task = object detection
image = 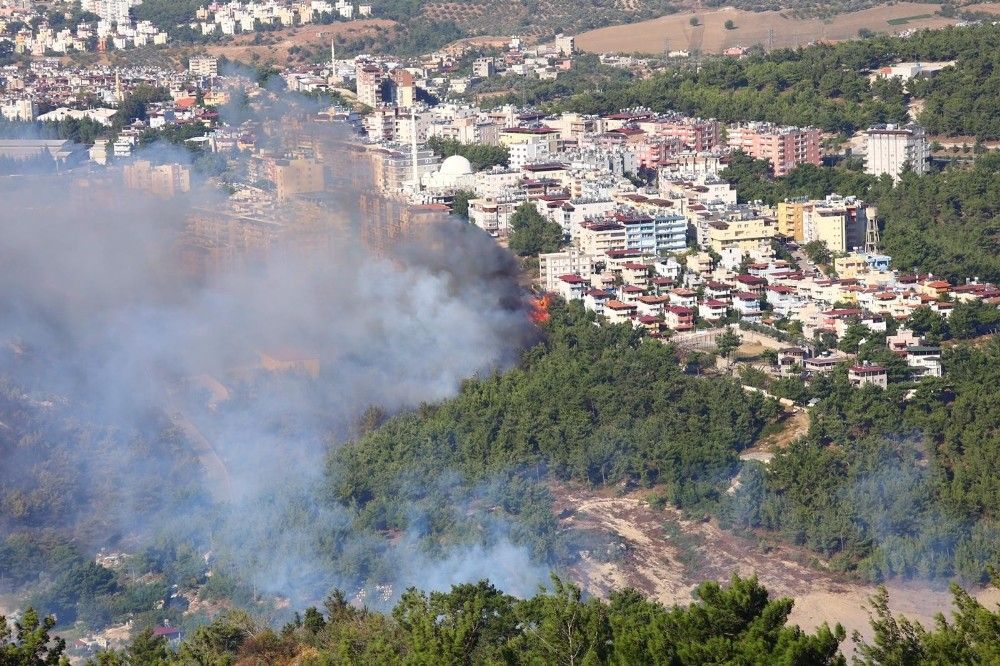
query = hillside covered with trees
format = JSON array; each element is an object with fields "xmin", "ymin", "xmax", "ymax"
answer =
[
  {"xmin": 718, "ymin": 148, "xmax": 1000, "ymax": 284},
  {"xmin": 736, "ymin": 337, "xmax": 1000, "ymax": 583},
  {"xmin": 537, "ymin": 23, "xmax": 1000, "ymax": 139},
  {"xmin": 10, "ymin": 297, "xmax": 1000, "ymax": 635},
  {"xmin": 375, "ymin": 0, "xmax": 680, "ymax": 38},
  {"xmin": 13, "ymin": 573, "xmax": 1000, "ymax": 665}
]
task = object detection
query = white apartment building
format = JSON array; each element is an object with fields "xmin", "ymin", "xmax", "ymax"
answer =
[
  {"xmin": 539, "ymin": 248, "xmax": 594, "ymax": 291},
  {"xmin": 864, "ymin": 123, "xmax": 929, "ymax": 181},
  {"xmin": 189, "ymin": 56, "xmax": 219, "ymax": 78},
  {"xmin": 508, "ymin": 136, "xmax": 551, "ymax": 170},
  {"xmin": 0, "ymin": 99, "xmax": 37, "ymax": 122}
]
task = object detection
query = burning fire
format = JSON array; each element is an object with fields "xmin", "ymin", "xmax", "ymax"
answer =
[{"xmin": 530, "ymin": 293, "xmax": 552, "ymax": 325}]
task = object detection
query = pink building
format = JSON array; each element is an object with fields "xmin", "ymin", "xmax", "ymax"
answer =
[
  {"xmin": 640, "ymin": 115, "xmax": 721, "ymax": 151},
  {"xmin": 632, "ymin": 137, "xmax": 683, "ymax": 170},
  {"xmin": 727, "ymin": 122, "xmax": 822, "ymax": 176}
]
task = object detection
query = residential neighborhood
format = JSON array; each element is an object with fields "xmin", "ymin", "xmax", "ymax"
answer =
[{"xmin": 0, "ymin": 27, "xmax": 991, "ymax": 397}]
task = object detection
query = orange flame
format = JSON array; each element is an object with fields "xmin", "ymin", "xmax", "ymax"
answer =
[{"xmin": 530, "ymin": 294, "xmax": 552, "ymax": 325}]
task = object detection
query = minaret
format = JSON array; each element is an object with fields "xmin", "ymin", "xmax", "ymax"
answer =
[
  {"xmin": 330, "ymin": 41, "xmax": 336, "ymax": 66},
  {"xmin": 114, "ymin": 70, "xmax": 123, "ymax": 103},
  {"xmin": 410, "ymin": 107, "xmax": 421, "ymax": 193}
]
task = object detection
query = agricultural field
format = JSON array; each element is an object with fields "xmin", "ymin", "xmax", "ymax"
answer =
[
  {"xmin": 576, "ymin": 3, "xmax": 957, "ymax": 54},
  {"xmin": 417, "ymin": 0, "xmax": 680, "ymax": 38},
  {"xmin": 959, "ymin": 1, "xmax": 1000, "ymax": 12}
]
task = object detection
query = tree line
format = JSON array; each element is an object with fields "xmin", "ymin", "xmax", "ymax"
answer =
[
  {"xmin": 719, "ymin": 149, "xmax": 1000, "ymax": 284},
  {"xmin": 12, "ymin": 573, "xmax": 1000, "ymax": 665},
  {"xmin": 425, "ymin": 136, "xmax": 510, "ymax": 170},
  {"xmin": 728, "ymin": 336, "xmax": 1000, "ymax": 583},
  {"xmin": 530, "ymin": 24, "xmax": 1000, "ymax": 139}
]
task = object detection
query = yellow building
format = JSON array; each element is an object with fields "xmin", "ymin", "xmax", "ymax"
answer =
[
  {"xmin": 275, "ymin": 158, "xmax": 325, "ymax": 200},
  {"xmin": 781, "ymin": 195, "xmax": 869, "ymax": 252},
  {"xmin": 576, "ymin": 221, "xmax": 626, "ymax": 255},
  {"xmin": 776, "ymin": 200, "xmax": 805, "ymax": 240},
  {"xmin": 123, "ymin": 160, "xmax": 191, "ymax": 197},
  {"xmin": 707, "ymin": 216, "xmax": 776, "ymax": 253},
  {"xmin": 498, "ymin": 126, "xmax": 560, "ymax": 150},
  {"xmin": 804, "ymin": 206, "xmax": 847, "ymax": 253},
  {"xmin": 834, "ymin": 253, "xmax": 871, "ymax": 279}
]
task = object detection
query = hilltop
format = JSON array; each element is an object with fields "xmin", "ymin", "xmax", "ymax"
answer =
[{"xmin": 388, "ymin": 0, "xmax": 681, "ymax": 39}]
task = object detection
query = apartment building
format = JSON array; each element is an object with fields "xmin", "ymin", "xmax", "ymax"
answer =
[
  {"xmin": 618, "ymin": 211, "xmax": 687, "ymax": 255},
  {"xmin": 274, "ymin": 158, "xmax": 325, "ymax": 200},
  {"xmin": 864, "ymin": 123, "xmax": 929, "ymax": 181},
  {"xmin": 472, "ymin": 58, "xmax": 496, "ymax": 78},
  {"xmin": 469, "ymin": 195, "xmax": 524, "ymax": 237},
  {"xmin": 374, "ymin": 147, "xmax": 439, "ymax": 193},
  {"xmin": 576, "ymin": 221, "xmax": 627, "ymax": 255},
  {"xmin": 188, "ymin": 56, "xmax": 218, "ymax": 77},
  {"xmin": 539, "ymin": 247, "xmax": 594, "ymax": 291},
  {"xmin": 706, "ymin": 212, "xmax": 776, "ymax": 253},
  {"xmin": 123, "ymin": 160, "xmax": 191, "ymax": 197},
  {"xmin": 638, "ymin": 115, "xmax": 720, "ymax": 151},
  {"xmin": 849, "ymin": 363, "xmax": 888, "ymax": 389},
  {"xmin": 778, "ymin": 195, "xmax": 870, "ymax": 251},
  {"xmin": 727, "ymin": 122, "xmax": 822, "ymax": 176},
  {"xmin": 387, "ymin": 68, "xmax": 416, "ymax": 109},
  {"xmin": 355, "ymin": 62, "xmax": 384, "ymax": 108}
]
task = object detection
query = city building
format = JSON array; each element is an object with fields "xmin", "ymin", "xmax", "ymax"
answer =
[
  {"xmin": 473, "ymin": 58, "xmax": 496, "ymax": 78},
  {"xmin": 356, "ymin": 62, "xmax": 385, "ymax": 108},
  {"xmin": 864, "ymin": 123, "xmax": 929, "ymax": 181},
  {"xmin": 123, "ymin": 160, "xmax": 191, "ymax": 197},
  {"xmin": 275, "ymin": 158, "xmax": 325, "ymax": 200},
  {"xmin": 189, "ymin": 56, "xmax": 219, "ymax": 78},
  {"xmin": 726, "ymin": 122, "xmax": 822, "ymax": 176},
  {"xmin": 539, "ymin": 248, "xmax": 594, "ymax": 291},
  {"xmin": 848, "ymin": 363, "xmax": 888, "ymax": 389},
  {"xmin": 778, "ymin": 195, "xmax": 870, "ymax": 251}
]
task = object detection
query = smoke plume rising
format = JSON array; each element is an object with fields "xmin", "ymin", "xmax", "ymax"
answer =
[{"xmin": 0, "ymin": 117, "xmax": 546, "ymax": 612}]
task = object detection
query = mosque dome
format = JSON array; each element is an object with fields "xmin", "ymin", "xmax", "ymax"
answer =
[{"xmin": 439, "ymin": 154, "xmax": 474, "ymax": 177}]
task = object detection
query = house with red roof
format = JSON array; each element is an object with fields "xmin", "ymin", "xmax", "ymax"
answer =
[{"xmin": 664, "ymin": 305, "xmax": 695, "ymax": 331}]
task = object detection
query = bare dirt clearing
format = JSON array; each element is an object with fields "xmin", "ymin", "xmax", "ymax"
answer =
[
  {"xmin": 961, "ymin": 2, "xmax": 1000, "ymax": 12},
  {"xmin": 200, "ymin": 20, "xmax": 396, "ymax": 64},
  {"xmin": 556, "ymin": 484, "xmax": 1000, "ymax": 654},
  {"xmin": 577, "ymin": 4, "xmax": 957, "ymax": 54}
]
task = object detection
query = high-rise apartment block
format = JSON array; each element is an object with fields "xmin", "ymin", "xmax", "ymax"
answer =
[
  {"xmin": 864, "ymin": 123, "xmax": 929, "ymax": 181},
  {"xmin": 727, "ymin": 122, "xmax": 822, "ymax": 176}
]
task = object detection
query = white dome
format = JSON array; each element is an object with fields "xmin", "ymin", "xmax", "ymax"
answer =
[{"xmin": 440, "ymin": 154, "xmax": 473, "ymax": 177}]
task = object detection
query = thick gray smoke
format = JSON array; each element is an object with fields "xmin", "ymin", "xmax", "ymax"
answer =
[{"xmin": 0, "ymin": 126, "xmax": 547, "ymax": 610}]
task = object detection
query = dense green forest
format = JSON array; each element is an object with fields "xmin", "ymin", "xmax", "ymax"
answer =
[
  {"xmin": 327, "ymin": 300, "xmax": 777, "ymax": 532},
  {"xmin": 325, "ymin": 298, "xmax": 1000, "ymax": 586},
  {"xmin": 533, "ymin": 24, "xmax": 1000, "ymax": 138},
  {"xmin": 507, "ymin": 203, "xmax": 564, "ymax": 255},
  {"xmin": 130, "ymin": 0, "xmax": 203, "ymax": 37},
  {"xmin": 727, "ymin": 337, "xmax": 1000, "ymax": 582},
  {"xmin": 4, "ymin": 576, "xmax": 848, "ymax": 665},
  {"xmin": 878, "ymin": 153, "xmax": 1000, "ymax": 284},
  {"xmin": 13, "ymin": 575, "xmax": 1000, "ymax": 665}
]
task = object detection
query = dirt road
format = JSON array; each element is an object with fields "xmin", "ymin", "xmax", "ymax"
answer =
[
  {"xmin": 169, "ymin": 410, "xmax": 233, "ymax": 503},
  {"xmin": 557, "ymin": 486, "xmax": 1000, "ymax": 654}
]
